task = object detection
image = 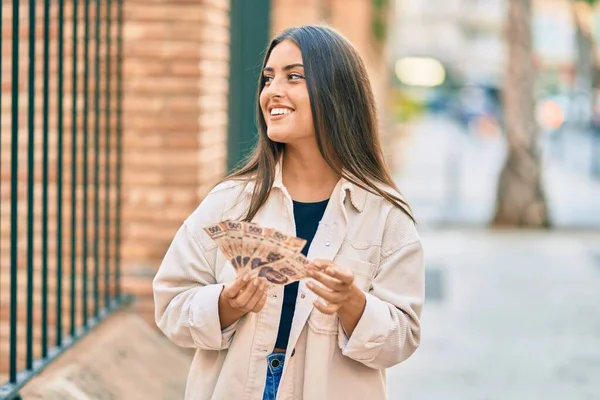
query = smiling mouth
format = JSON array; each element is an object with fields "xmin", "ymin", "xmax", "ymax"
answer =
[{"xmin": 269, "ymin": 107, "xmax": 294, "ymax": 118}]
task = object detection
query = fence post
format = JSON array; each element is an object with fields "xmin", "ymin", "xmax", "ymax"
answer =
[
  {"xmin": 1, "ymin": 1, "xmax": 128, "ymax": 396},
  {"xmin": 227, "ymin": 0, "xmax": 271, "ymax": 171}
]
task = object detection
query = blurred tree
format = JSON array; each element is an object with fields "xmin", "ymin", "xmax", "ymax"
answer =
[
  {"xmin": 493, "ymin": 0, "xmax": 550, "ymax": 227},
  {"xmin": 372, "ymin": 0, "xmax": 389, "ymax": 44},
  {"xmin": 572, "ymin": 0, "xmax": 598, "ymax": 125}
]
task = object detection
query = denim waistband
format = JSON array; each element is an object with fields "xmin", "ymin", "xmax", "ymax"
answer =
[{"xmin": 267, "ymin": 352, "xmax": 285, "ymax": 375}]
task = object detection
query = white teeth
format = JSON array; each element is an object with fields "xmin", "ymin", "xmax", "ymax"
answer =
[{"xmin": 270, "ymin": 108, "xmax": 293, "ymax": 116}]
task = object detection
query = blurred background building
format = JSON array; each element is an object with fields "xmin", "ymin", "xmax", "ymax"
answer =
[
  {"xmin": 391, "ymin": 0, "xmax": 600, "ymax": 228},
  {"xmin": 1, "ymin": 0, "xmax": 600, "ymax": 399}
]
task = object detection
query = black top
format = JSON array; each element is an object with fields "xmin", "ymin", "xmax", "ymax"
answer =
[{"xmin": 273, "ymin": 198, "xmax": 329, "ymax": 350}]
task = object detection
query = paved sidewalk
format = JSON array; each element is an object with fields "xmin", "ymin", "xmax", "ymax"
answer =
[{"xmin": 387, "ymin": 228, "xmax": 600, "ymax": 400}]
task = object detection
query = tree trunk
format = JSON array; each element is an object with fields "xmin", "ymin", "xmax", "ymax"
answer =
[
  {"xmin": 572, "ymin": 1, "xmax": 596, "ymax": 126},
  {"xmin": 493, "ymin": 0, "xmax": 550, "ymax": 228}
]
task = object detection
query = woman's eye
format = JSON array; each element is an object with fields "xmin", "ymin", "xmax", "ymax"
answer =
[
  {"xmin": 289, "ymin": 73, "xmax": 304, "ymax": 80},
  {"xmin": 263, "ymin": 76, "xmax": 273, "ymax": 85}
]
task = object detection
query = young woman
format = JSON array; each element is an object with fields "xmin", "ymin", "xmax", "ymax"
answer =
[{"xmin": 153, "ymin": 25, "xmax": 424, "ymax": 400}]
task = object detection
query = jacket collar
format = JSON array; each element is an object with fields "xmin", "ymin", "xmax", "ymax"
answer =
[{"xmin": 242, "ymin": 161, "xmax": 367, "ymax": 213}]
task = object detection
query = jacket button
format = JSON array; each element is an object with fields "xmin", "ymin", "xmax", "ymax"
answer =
[
  {"xmin": 325, "ymin": 241, "xmax": 331, "ymax": 247},
  {"xmin": 300, "ymin": 292, "xmax": 306, "ymax": 299}
]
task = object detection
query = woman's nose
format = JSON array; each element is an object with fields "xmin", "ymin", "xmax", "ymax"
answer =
[{"xmin": 265, "ymin": 77, "xmax": 284, "ymax": 97}]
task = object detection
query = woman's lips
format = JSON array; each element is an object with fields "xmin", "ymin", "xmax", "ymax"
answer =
[{"xmin": 269, "ymin": 111, "xmax": 293, "ymax": 121}]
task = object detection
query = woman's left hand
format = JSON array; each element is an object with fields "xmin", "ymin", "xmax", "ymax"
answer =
[{"xmin": 305, "ymin": 259, "xmax": 363, "ymax": 315}]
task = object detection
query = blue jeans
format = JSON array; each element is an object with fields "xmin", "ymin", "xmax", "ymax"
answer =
[{"xmin": 262, "ymin": 353, "xmax": 286, "ymax": 400}]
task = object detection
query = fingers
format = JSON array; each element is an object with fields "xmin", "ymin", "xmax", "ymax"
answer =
[
  {"xmin": 231, "ymin": 278, "xmax": 265, "ymax": 311},
  {"xmin": 306, "ymin": 269, "xmax": 347, "ymax": 292},
  {"xmin": 313, "ymin": 298, "xmax": 340, "ymax": 315},
  {"xmin": 313, "ymin": 259, "xmax": 334, "ymax": 269},
  {"xmin": 306, "ymin": 281, "xmax": 345, "ymax": 304},
  {"xmin": 307, "ymin": 260, "xmax": 355, "ymax": 312},
  {"xmin": 250, "ymin": 291, "xmax": 268, "ymax": 313},
  {"xmin": 323, "ymin": 266, "xmax": 354, "ymax": 285},
  {"xmin": 312, "ymin": 260, "xmax": 354, "ymax": 285},
  {"xmin": 223, "ymin": 273, "xmax": 251, "ymax": 299}
]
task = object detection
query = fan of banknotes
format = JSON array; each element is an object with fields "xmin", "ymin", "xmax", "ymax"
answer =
[{"xmin": 204, "ymin": 220, "xmax": 314, "ymax": 286}]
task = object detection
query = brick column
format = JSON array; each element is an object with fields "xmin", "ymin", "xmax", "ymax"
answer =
[
  {"xmin": 271, "ymin": 0, "xmax": 322, "ymax": 34},
  {"xmin": 122, "ymin": 0, "xmax": 230, "ymax": 325}
]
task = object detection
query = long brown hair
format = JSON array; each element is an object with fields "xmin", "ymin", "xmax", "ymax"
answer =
[{"xmin": 224, "ymin": 25, "xmax": 414, "ymax": 223}]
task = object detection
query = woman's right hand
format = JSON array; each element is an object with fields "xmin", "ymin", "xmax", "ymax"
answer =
[{"xmin": 218, "ymin": 273, "xmax": 268, "ymax": 329}]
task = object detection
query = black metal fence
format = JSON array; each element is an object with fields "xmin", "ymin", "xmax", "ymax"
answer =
[{"xmin": 0, "ymin": 1, "xmax": 126, "ymax": 399}]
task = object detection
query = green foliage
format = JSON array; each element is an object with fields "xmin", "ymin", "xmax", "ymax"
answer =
[
  {"xmin": 372, "ymin": 17, "xmax": 387, "ymax": 42},
  {"xmin": 372, "ymin": 0, "xmax": 389, "ymax": 43},
  {"xmin": 575, "ymin": 0, "xmax": 598, "ymax": 6}
]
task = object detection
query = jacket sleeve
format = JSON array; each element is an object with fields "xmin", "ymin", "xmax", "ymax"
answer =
[
  {"xmin": 153, "ymin": 187, "xmax": 241, "ymax": 351},
  {"xmin": 338, "ymin": 209, "xmax": 425, "ymax": 369}
]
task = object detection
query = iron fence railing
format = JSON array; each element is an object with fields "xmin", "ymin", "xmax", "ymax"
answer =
[{"xmin": 0, "ymin": 1, "xmax": 127, "ymax": 399}]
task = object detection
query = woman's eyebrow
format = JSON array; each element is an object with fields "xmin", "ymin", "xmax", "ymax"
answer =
[{"xmin": 262, "ymin": 63, "xmax": 304, "ymax": 73}]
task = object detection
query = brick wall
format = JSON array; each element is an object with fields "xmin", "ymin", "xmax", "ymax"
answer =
[
  {"xmin": 121, "ymin": 0, "xmax": 230, "ymax": 325},
  {"xmin": 0, "ymin": 0, "xmax": 230, "ymax": 378},
  {"xmin": 271, "ymin": 0, "xmax": 324, "ymax": 32}
]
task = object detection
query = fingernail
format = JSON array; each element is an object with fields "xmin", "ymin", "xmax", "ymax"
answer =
[
  {"xmin": 253, "ymin": 278, "xmax": 259, "ymax": 286},
  {"xmin": 243, "ymin": 274, "xmax": 250, "ymax": 282}
]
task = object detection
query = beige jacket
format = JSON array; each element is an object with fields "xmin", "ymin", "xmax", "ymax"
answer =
[{"xmin": 153, "ymin": 170, "xmax": 424, "ymax": 400}]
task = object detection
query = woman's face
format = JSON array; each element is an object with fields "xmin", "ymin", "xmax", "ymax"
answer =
[{"xmin": 259, "ymin": 40, "xmax": 314, "ymax": 144}]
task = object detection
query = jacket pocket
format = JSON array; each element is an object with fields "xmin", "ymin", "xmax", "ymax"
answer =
[{"xmin": 307, "ymin": 309, "xmax": 339, "ymax": 335}]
